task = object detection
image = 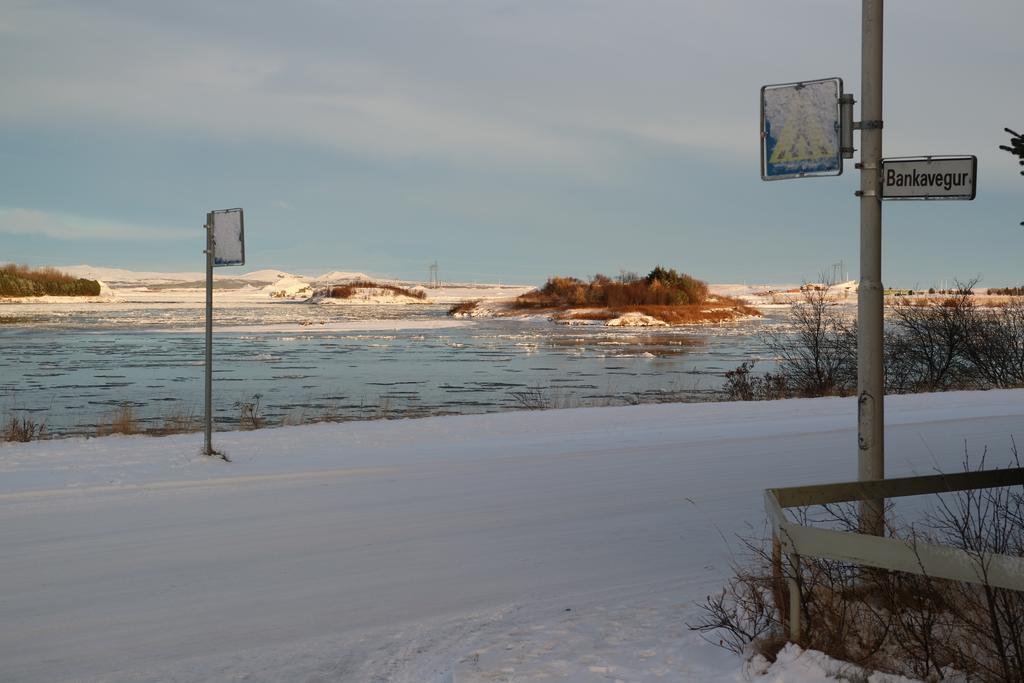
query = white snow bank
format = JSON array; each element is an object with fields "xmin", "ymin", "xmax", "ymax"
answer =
[
  {"xmin": 262, "ymin": 276, "xmax": 314, "ymax": 299},
  {"xmin": 606, "ymin": 311, "xmax": 669, "ymax": 327},
  {"xmin": 748, "ymin": 644, "xmax": 920, "ymax": 682},
  {"xmin": 4, "ymin": 389, "xmax": 1021, "ymax": 681}
]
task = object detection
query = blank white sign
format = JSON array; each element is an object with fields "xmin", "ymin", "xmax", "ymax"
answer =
[{"xmin": 211, "ymin": 209, "xmax": 244, "ymax": 266}]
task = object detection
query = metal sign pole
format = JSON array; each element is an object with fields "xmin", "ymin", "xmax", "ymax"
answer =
[
  {"xmin": 204, "ymin": 213, "xmax": 214, "ymax": 456},
  {"xmin": 857, "ymin": 0, "xmax": 885, "ymax": 536}
]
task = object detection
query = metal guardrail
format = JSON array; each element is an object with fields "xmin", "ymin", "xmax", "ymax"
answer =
[{"xmin": 765, "ymin": 467, "xmax": 1024, "ymax": 641}]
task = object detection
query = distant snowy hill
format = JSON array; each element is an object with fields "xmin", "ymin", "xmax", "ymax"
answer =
[
  {"xmin": 312, "ymin": 270, "xmax": 372, "ymax": 283},
  {"xmin": 62, "ymin": 265, "xmax": 300, "ymax": 285},
  {"xmin": 43, "ymin": 265, "xmax": 535, "ymax": 304},
  {"xmin": 62, "ymin": 265, "xmax": 206, "ymax": 285}
]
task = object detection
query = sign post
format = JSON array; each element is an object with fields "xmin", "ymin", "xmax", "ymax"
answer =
[
  {"xmin": 857, "ymin": 0, "xmax": 885, "ymax": 536},
  {"xmin": 203, "ymin": 208, "xmax": 245, "ymax": 458},
  {"xmin": 760, "ymin": 0, "xmax": 979, "ymax": 537}
]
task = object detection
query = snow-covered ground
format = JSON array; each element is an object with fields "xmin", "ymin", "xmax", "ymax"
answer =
[
  {"xmin": 709, "ymin": 282, "xmax": 858, "ymax": 307},
  {"xmin": 2, "ymin": 389, "xmax": 1021, "ymax": 682},
  {"xmin": 10, "ymin": 264, "xmax": 826, "ymax": 310},
  {"xmin": 41, "ymin": 264, "xmax": 537, "ymax": 306}
]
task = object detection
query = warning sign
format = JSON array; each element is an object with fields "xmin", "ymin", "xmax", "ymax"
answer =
[{"xmin": 761, "ymin": 78, "xmax": 843, "ymax": 180}]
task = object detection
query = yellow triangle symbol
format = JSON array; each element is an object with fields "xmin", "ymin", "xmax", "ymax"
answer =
[{"xmin": 769, "ymin": 93, "xmax": 834, "ymax": 165}]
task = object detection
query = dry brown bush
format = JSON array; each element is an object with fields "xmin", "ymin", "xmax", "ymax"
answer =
[
  {"xmin": 329, "ymin": 281, "xmax": 426, "ymax": 300},
  {"xmin": 0, "ymin": 264, "xmax": 101, "ymax": 297},
  {"xmin": 691, "ymin": 452, "xmax": 1024, "ymax": 682},
  {"xmin": 1, "ymin": 264, "xmax": 78, "ymax": 284},
  {"xmin": 515, "ymin": 267, "xmax": 711, "ymax": 310},
  {"xmin": 730, "ymin": 277, "xmax": 1024, "ymax": 399},
  {"xmin": 3, "ymin": 415, "xmax": 46, "ymax": 442},
  {"xmin": 96, "ymin": 404, "xmax": 140, "ymax": 436},
  {"xmin": 447, "ymin": 300, "xmax": 480, "ymax": 315}
]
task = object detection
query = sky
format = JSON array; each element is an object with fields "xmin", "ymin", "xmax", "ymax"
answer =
[{"xmin": 1, "ymin": 0, "xmax": 1022, "ymax": 287}]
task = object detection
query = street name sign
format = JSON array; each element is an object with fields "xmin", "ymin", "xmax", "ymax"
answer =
[
  {"xmin": 761, "ymin": 77, "xmax": 843, "ymax": 180},
  {"xmin": 880, "ymin": 156, "xmax": 977, "ymax": 200}
]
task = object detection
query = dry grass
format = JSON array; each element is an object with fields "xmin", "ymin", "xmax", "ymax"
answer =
[
  {"xmin": 548, "ymin": 297, "xmax": 759, "ymax": 325},
  {"xmin": 447, "ymin": 300, "xmax": 480, "ymax": 315},
  {"xmin": 329, "ymin": 281, "xmax": 426, "ymax": 300},
  {"xmin": 1, "ymin": 263, "xmax": 78, "ymax": 284},
  {"xmin": 96, "ymin": 404, "xmax": 141, "ymax": 436},
  {"xmin": 556, "ymin": 310, "xmax": 618, "ymax": 321},
  {"xmin": 3, "ymin": 415, "xmax": 46, "ymax": 442},
  {"xmin": 146, "ymin": 408, "xmax": 197, "ymax": 436},
  {"xmin": 626, "ymin": 300, "xmax": 758, "ymax": 324}
]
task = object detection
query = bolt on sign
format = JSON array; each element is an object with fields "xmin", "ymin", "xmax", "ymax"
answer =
[
  {"xmin": 880, "ymin": 156, "xmax": 977, "ymax": 200},
  {"xmin": 761, "ymin": 77, "xmax": 843, "ymax": 180}
]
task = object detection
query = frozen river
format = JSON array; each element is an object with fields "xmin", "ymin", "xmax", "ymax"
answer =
[{"xmin": 0, "ymin": 300, "xmax": 783, "ymax": 435}]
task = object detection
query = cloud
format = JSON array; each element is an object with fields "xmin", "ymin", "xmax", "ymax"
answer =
[
  {"xmin": 0, "ymin": 1, "xmax": 1021, "ymax": 180},
  {"xmin": 0, "ymin": 208, "xmax": 192, "ymax": 241},
  {"xmin": 0, "ymin": 1, "xmax": 798, "ymax": 173}
]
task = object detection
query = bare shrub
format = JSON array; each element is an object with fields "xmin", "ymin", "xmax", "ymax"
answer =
[
  {"xmin": 731, "ymin": 276, "xmax": 1024, "ymax": 400},
  {"xmin": 691, "ymin": 536, "xmax": 781, "ymax": 654},
  {"xmin": 964, "ymin": 298, "xmax": 1024, "ymax": 388},
  {"xmin": 509, "ymin": 385, "xmax": 552, "ymax": 410},
  {"xmin": 886, "ymin": 280, "xmax": 981, "ymax": 393},
  {"xmin": 235, "ymin": 393, "xmax": 264, "ymax": 429},
  {"xmin": 762, "ymin": 282, "xmax": 856, "ymax": 398},
  {"xmin": 924, "ymin": 447, "xmax": 1024, "ymax": 681},
  {"xmin": 694, "ymin": 451, "xmax": 1024, "ymax": 681},
  {"xmin": 689, "ymin": 518, "xmax": 891, "ymax": 669},
  {"xmin": 722, "ymin": 361, "xmax": 789, "ymax": 401},
  {"xmin": 3, "ymin": 415, "xmax": 46, "ymax": 442},
  {"xmin": 508, "ymin": 385, "xmax": 573, "ymax": 410}
]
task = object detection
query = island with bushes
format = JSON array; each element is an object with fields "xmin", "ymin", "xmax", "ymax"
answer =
[{"xmin": 450, "ymin": 266, "xmax": 759, "ymax": 325}]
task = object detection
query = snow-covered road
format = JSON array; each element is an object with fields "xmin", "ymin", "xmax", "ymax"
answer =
[{"xmin": 2, "ymin": 391, "xmax": 1021, "ymax": 681}]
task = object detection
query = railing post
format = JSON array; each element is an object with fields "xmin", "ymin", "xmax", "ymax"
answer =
[
  {"xmin": 771, "ymin": 534, "xmax": 788, "ymax": 627},
  {"xmin": 788, "ymin": 552, "xmax": 802, "ymax": 642}
]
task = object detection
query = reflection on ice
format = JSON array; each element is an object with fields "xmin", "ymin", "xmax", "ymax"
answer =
[{"xmin": 0, "ymin": 303, "xmax": 783, "ymax": 437}]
